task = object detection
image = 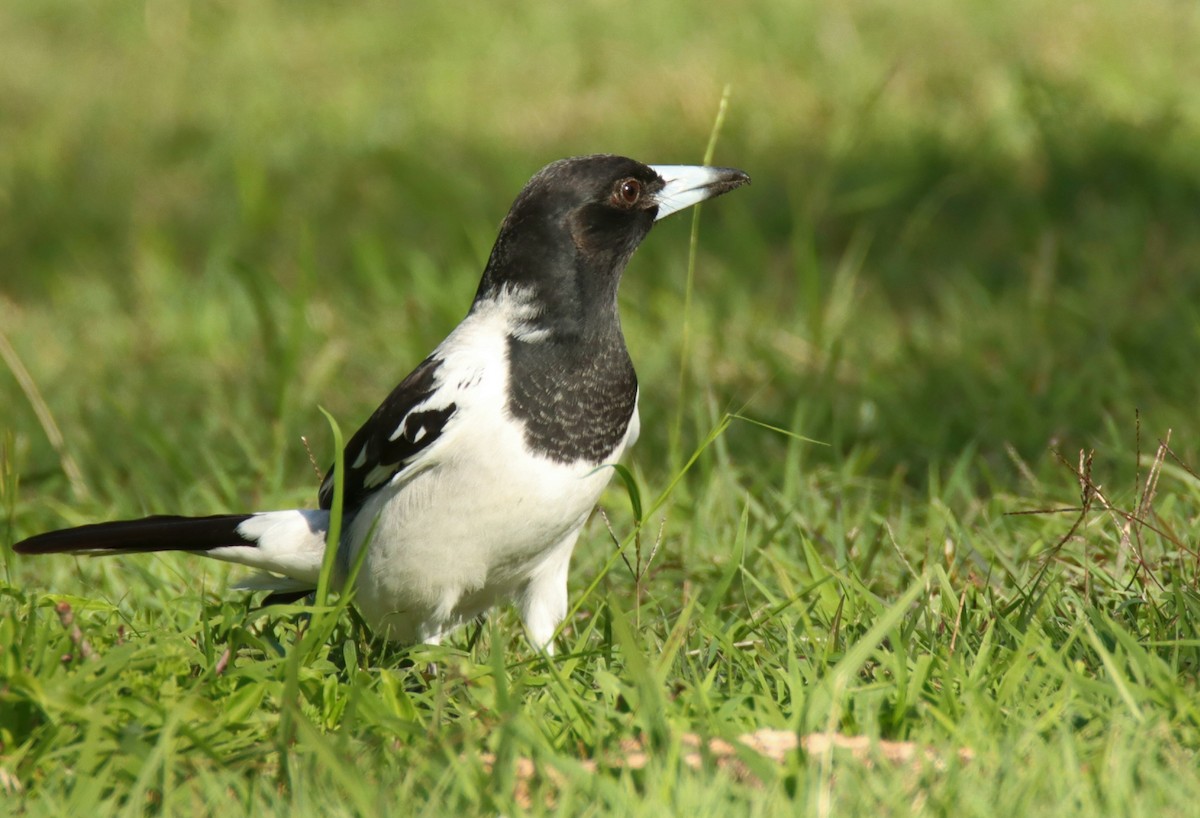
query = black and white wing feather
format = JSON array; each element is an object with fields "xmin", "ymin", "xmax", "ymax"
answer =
[{"xmin": 319, "ymin": 355, "xmax": 459, "ymax": 511}]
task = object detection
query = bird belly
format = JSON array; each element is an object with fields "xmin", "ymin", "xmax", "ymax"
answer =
[{"xmin": 344, "ymin": 419, "xmax": 630, "ymax": 644}]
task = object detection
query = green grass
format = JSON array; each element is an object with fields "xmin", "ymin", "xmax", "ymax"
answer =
[{"xmin": 4, "ymin": 0, "xmax": 1200, "ymax": 814}]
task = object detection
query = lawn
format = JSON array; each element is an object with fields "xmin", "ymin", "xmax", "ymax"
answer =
[{"xmin": 3, "ymin": 0, "xmax": 1200, "ymax": 814}]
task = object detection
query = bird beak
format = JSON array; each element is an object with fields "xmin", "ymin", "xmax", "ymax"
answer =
[{"xmin": 649, "ymin": 165, "xmax": 751, "ymax": 221}]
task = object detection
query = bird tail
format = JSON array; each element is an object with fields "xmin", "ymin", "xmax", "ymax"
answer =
[{"xmin": 14, "ymin": 510, "xmax": 331, "ymax": 593}]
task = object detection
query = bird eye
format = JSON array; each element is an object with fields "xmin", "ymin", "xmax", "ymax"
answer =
[{"xmin": 613, "ymin": 178, "xmax": 642, "ymax": 207}]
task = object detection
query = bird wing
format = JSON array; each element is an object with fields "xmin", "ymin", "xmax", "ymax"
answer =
[{"xmin": 318, "ymin": 353, "xmax": 461, "ymax": 511}]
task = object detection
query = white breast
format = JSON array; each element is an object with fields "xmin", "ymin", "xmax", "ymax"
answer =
[{"xmin": 341, "ymin": 300, "xmax": 637, "ymax": 644}]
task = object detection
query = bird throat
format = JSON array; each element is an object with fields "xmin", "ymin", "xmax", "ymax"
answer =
[{"xmin": 505, "ymin": 329, "xmax": 638, "ymax": 465}]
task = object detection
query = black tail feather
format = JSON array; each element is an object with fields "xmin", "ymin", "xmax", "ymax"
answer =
[{"xmin": 14, "ymin": 514, "xmax": 255, "ymax": 555}]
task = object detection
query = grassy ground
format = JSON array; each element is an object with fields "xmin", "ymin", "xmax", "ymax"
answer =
[{"xmin": 4, "ymin": 0, "xmax": 1200, "ymax": 814}]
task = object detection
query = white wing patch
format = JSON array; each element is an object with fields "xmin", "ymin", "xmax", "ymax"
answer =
[
  {"xmin": 387, "ymin": 418, "xmax": 408, "ymax": 443},
  {"xmin": 319, "ymin": 287, "xmax": 524, "ymax": 511}
]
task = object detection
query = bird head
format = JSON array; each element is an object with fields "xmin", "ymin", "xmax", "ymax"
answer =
[{"xmin": 475, "ymin": 155, "xmax": 750, "ymax": 335}]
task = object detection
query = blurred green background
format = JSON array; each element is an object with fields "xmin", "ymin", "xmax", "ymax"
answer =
[
  {"xmin": 5, "ymin": 0, "xmax": 1200, "ymax": 514},
  {"xmin": 4, "ymin": 2, "xmax": 1200, "ymax": 813}
]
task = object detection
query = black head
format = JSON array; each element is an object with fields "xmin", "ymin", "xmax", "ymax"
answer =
[
  {"xmin": 473, "ymin": 154, "xmax": 749, "ymax": 338},
  {"xmin": 474, "ymin": 156, "xmax": 662, "ymax": 330}
]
